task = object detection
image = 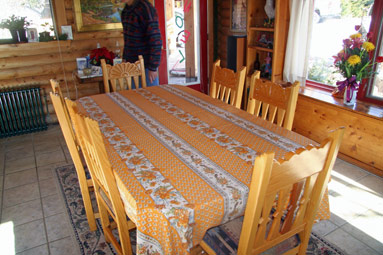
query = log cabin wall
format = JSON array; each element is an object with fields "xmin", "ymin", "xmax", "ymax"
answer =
[
  {"xmin": 293, "ymin": 94, "xmax": 383, "ymax": 177},
  {"xmin": 217, "ymin": 0, "xmax": 230, "ymax": 67},
  {"xmin": 0, "ymin": 0, "xmax": 124, "ymax": 123}
]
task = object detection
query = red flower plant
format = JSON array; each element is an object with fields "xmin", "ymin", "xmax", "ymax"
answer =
[{"xmin": 90, "ymin": 47, "xmax": 115, "ymax": 66}]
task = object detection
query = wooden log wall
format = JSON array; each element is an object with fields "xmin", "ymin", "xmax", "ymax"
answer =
[
  {"xmin": 217, "ymin": 0, "xmax": 230, "ymax": 67},
  {"xmin": 293, "ymin": 94, "xmax": 383, "ymax": 177},
  {"xmin": 0, "ymin": 0, "xmax": 124, "ymax": 123}
]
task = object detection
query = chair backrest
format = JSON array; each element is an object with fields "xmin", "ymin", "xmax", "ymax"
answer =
[
  {"xmin": 101, "ymin": 55, "xmax": 146, "ymax": 93},
  {"xmin": 50, "ymin": 79, "xmax": 77, "ymax": 144},
  {"xmin": 238, "ymin": 128, "xmax": 344, "ymax": 255},
  {"xmin": 209, "ymin": 59, "xmax": 246, "ymax": 109},
  {"xmin": 247, "ymin": 72, "xmax": 300, "ymax": 130},
  {"xmin": 50, "ymin": 80, "xmax": 97, "ymax": 231},
  {"xmin": 66, "ymin": 99, "xmax": 133, "ymax": 254}
]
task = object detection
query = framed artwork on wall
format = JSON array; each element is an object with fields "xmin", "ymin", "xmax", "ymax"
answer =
[
  {"xmin": 230, "ymin": 0, "xmax": 247, "ymax": 32},
  {"xmin": 73, "ymin": 0, "xmax": 125, "ymax": 32}
]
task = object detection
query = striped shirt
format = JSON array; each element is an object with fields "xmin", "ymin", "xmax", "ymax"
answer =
[{"xmin": 121, "ymin": 0, "xmax": 162, "ymax": 71}]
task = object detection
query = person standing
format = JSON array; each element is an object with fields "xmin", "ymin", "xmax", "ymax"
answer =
[{"xmin": 121, "ymin": 0, "xmax": 162, "ymax": 86}]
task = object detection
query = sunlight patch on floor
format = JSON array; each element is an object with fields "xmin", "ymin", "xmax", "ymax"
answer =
[
  {"xmin": 0, "ymin": 221, "xmax": 15, "ymax": 255},
  {"xmin": 329, "ymin": 171, "xmax": 383, "ymax": 244}
]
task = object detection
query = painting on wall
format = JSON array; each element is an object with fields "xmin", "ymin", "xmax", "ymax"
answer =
[
  {"xmin": 73, "ymin": 0, "xmax": 125, "ymax": 32},
  {"xmin": 230, "ymin": 0, "xmax": 247, "ymax": 32}
]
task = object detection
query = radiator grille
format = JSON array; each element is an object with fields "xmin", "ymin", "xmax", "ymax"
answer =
[{"xmin": 0, "ymin": 86, "xmax": 47, "ymax": 138}]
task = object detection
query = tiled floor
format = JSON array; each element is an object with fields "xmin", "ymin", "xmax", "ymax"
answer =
[{"xmin": 0, "ymin": 125, "xmax": 382, "ymax": 254}]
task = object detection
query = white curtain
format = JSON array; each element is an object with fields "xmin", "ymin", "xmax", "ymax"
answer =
[{"xmin": 283, "ymin": 0, "xmax": 314, "ymax": 85}]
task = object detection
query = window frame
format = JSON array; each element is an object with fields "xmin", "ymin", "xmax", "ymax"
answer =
[{"xmin": 306, "ymin": 0, "xmax": 383, "ymax": 106}]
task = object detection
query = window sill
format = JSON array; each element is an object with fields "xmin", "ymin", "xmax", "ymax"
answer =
[{"xmin": 299, "ymin": 86, "xmax": 383, "ymax": 119}]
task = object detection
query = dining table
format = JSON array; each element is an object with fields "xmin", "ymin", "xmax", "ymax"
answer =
[{"xmin": 76, "ymin": 84, "xmax": 330, "ymax": 255}]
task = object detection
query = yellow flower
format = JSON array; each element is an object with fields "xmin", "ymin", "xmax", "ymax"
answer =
[
  {"xmin": 347, "ymin": 55, "xmax": 361, "ymax": 66},
  {"xmin": 362, "ymin": 41, "xmax": 375, "ymax": 52},
  {"xmin": 350, "ymin": 33, "xmax": 362, "ymax": 39}
]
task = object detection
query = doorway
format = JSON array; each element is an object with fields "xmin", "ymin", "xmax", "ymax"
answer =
[{"xmin": 156, "ymin": 0, "xmax": 208, "ymax": 92}]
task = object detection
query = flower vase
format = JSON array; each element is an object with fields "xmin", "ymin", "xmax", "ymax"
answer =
[{"xmin": 343, "ymin": 88, "xmax": 357, "ymax": 105}]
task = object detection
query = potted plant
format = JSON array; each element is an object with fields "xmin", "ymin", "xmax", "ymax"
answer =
[
  {"xmin": 39, "ymin": 22, "xmax": 54, "ymax": 42},
  {"xmin": 0, "ymin": 15, "xmax": 30, "ymax": 43},
  {"xmin": 332, "ymin": 26, "xmax": 383, "ymax": 105}
]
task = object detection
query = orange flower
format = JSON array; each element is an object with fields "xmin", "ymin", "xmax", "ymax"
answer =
[{"xmin": 154, "ymin": 186, "xmax": 175, "ymax": 199}]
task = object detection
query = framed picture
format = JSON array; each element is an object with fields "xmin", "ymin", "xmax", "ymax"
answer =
[
  {"xmin": 230, "ymin": 0, "xmax": 247, "ymax": 32},
  {"xmin": 113, "ymin": 58, "xmax": 123, "ymax": 66},
  {"xmin": 61, "ymin": 26, "xmax": 73, "ymax": 40},
  {"xmin": 27, "ymin": 28, "xmax": 39, "ymax": 42},
  {"xmin": 76, "ymin": 57, "xmax": 87, "ymax": 71},
  {"xmin": 73, "ymin": 0, "xmax": 125, "ymax": 32}
]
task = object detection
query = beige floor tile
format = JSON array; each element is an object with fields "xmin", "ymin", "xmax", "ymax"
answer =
[
  {"xmin": 1, "ymin": 199, "xmax": 43, "ymax": 226},
  {"xmin": 4, "ymin": 168, "xmax": 37, "ymax": 189},
  {"xmin": 16, "ymin": 244, "xmax": 49, "ymax": 255},
  {"xmin": 42, "ymin": 194, "xmax": 65, "ymax": 217},
  {"xmin": 3, "ymin": 182, "xmax": 40, "ymax": 208},
  {"xmin": 326, "ymin": 228, "xmax": 380, "ymax": 255},
  {"xmin": 5, "ymin": 141, "xmax": 34, "ymax": 154},
  {"xmin": 45, "ymin": 213, "xmax": 71, "ymax": 242},
  {"xmin": 0, "ymin": 175, "xmax": 3, "ymax": 190},
  {"xmin": 357, "ymin": 174, "xmax": 383, "ymax": 196},
  {"xmin": 34, "ymin": 142, "xmax": 63, "ymax": 155},
  {"xmin": 5, "ymin": 146, "xmax": 34, "ymax": 161},
  {"xmin": 39, "ymin": 178, "xmax": 59, "ymax": 197},
  {"xmin": 37, "ymin": 162, "xmax": 69, "ymax": 181},
  {"xmin": 312, "ymin": 219, "xmax": 338, "ymax": 236},
  {"xmin": 5, "ymin": 155, "xmax": 36, "ymax": 174},
  {"xmin": 14, "ymin": 219, "xmax": 47, "ymax": 253},
  {"xmin": 342, "ymin": 209, "xmax": 383, "ymax": 253},
  {"xmin": 49, "ymin": 237, "xmax": 80, "ymax": 255},
  {"xmin": 333, "ymin": 159, "xmax": 370, "ymax": 181},
  {"xmin": 36, "ymin": 150, "xmax": 66, "ymax": 167},
  {"xmin": 0, "ymin": 151, "xmax": 4, "ymax": 175},
  {"xmin": 328, "ymin": 212, "xmax": 348, "ymax": 227}
]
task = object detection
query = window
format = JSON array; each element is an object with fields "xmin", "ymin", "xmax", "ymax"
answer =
[
  {"xmin": 0, "ymin": 0, "xmax": 54, "ymax": 42},
  {"xmin": 306, "ymin": 0, "xmax": 383, "ymax": 105}
]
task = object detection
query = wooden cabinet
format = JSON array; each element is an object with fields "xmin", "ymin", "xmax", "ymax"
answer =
[{"xmin": 246, "ymin": 0, "xmax": 289, "ymax": 83}]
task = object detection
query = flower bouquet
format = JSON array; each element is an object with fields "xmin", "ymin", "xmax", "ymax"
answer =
[
  {"xmin": 333, "ymin": 27, "xmax": 383, "ymax": 105},
  {"xmin": 89, "ymin": 47, "xmax": 115, "ymax": 66}
]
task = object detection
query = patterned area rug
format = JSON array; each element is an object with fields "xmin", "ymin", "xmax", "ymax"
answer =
[{"xmin": 56, "ymin": 164, "xmax": 347, "ymax": 255}]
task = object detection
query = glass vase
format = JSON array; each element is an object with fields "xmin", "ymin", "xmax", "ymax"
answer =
[{"xmin": 343, "ymin": 88, "xmax": 357, "ymax": 106}]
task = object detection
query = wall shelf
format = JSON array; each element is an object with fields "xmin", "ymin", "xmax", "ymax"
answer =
[{"xmin": 248, "ymin": 27, "xmax": 274, "ymax": 32}]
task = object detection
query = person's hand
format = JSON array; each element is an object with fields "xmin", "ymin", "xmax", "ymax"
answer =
[{"xmin": 148, "ymin": 70, "xmax": 158, "ymax": 84}]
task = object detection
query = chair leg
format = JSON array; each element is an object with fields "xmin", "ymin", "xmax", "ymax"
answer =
[
  {"xmin": 73, "ymin": 157, "xmax": 98, "ymax": 231},
  {"xmin": 77, "ymin": 170, "xmax": 97, "ymax": 231}
]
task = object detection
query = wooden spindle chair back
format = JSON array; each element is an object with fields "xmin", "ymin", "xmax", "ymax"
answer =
[
  {"xmin": 209, "ymin": 59, "xmax": 246, "ymax": 109},
  {"xmin": 200, "ymin": 128, "xmax": 344, "ymax": 255},
  {"xmin": 247, "ymin": 72, "xmax": 300, "ymax": 130},
  {"xmin": 49, "ymin": 79, "xmax": 97, "ymax": 231},
  {"xmin": 66, "ymin": 99, "xmax": 135, "ymax": 255},
  {"xmin": 238, "ymin": 128, "xmax": 344, "ymax": 255},
  {"xmin": 101, "ymin": 55, "xmax": 146, "ymax": 93}
]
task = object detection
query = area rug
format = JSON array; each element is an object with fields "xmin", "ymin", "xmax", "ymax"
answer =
[{"xmin": 56, "ymin": 164, "xmax": 347, "ymax": 255}]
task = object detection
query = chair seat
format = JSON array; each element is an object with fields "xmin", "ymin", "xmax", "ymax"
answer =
[{"xmin": 202, "ymin": 216, "xmax": 300, "ymax": 255}]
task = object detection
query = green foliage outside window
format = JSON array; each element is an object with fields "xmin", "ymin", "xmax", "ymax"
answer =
[
  {"xmin": 308, "ymin": 58, "xmax": 341, "ymax": 86},
  {"xmin": 340, "ymin": 0, "xmax": 373, "ymax": 17}
]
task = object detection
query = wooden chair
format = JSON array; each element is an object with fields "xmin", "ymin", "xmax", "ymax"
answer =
[
  {"xmin": 209, "ymin": 59, "xmax": 246, "ymax": 109},
  {"xmin": 66, "ymin": 99, "xmax": 136, "ymax": 255},
  {"xmin": 101, "ymin": 55, "xmax": 146, "ymax": 93},
  {"xmin": 200, "ymin": 128, "xmax": 344, "ymax": 255},
  {"xmin": 246, "ymin": 72, "xmax": 300, "ymax": 130},
  {"xmin": 49, "ymin": 79, "xmax": 97, "ymax": 231}
]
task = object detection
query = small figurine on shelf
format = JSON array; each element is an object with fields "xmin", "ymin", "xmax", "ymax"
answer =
[
  {"xmin": 261, "ymin": 53, "xmax": 272, "ymax": 79},
  {"xmin": 263, "ymin": 18, "xmax": 274, "ymax": 28},
  {"xmin": 264, "ymin": 0, "xmax": 275, "ymax": 28}
]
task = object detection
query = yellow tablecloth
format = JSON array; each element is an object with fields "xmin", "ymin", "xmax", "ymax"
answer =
[{"xmin": 77, "ymin": 85, "xmax": 330, "ymax": 254}]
